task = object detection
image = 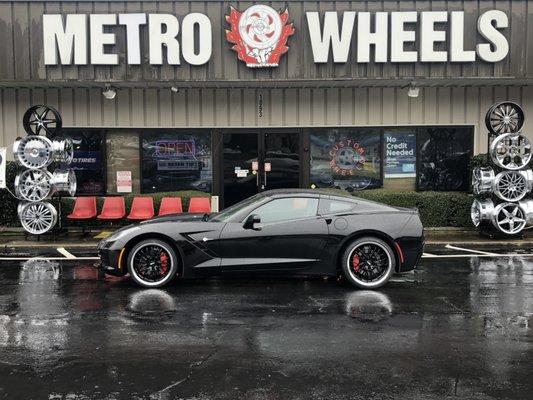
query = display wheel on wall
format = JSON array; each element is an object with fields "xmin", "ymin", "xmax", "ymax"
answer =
[
  {"xmin": 52, "ymin": 137, "xmax": 74, "ymax": 164},
  {"xmin": 491, "ymin": 202, "xmax": 527, "ymax": 235},
  {"xmin": 13, "ymin": 135, "xmax": 54, "ymax": 169},
  {"xmin": 14, "ymin": 169, "xmax": 53, "ymax": 202},
  {"xmin": 22, "ymin": 105, "xmax": 62, "ymax": 137},
  {"xmin": 470, "ymin": 198, "xmax": 494, "ymax": 228},
  {"xmin": 51, "ymin": 169, "xmax": 77, "ymax": 197},
  {"xmin": 17, "ymin": 201, "xmax": 58, "ymax": 235},
  {"xmin": 485, "ymin": 101, "xmax": 525, "ymax": 135},
  {"xmin": 471, "ymin": 167, "xmax": 494, "ymax": 196},
  {"xmin": 493, "ymin": 170, "xmax": 533, "ymax": 202},
  {"xmin": 490, "ymin": 133, "xmax": 532, "ymax": 170}
]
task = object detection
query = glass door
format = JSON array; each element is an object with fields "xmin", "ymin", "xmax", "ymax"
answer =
[{"xmin": 222, "ymin": 131, "xmax": 300, "ymax": 207}]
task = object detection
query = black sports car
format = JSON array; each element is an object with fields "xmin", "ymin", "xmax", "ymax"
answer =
[{"xmin": 97, "ymin": 189, "xmax": 424, "ymax": 289}]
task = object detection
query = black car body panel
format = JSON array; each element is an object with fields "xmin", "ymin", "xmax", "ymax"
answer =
[{"xmin": 97, "ymin": 189, "xmax": 424, "ymax": 279}]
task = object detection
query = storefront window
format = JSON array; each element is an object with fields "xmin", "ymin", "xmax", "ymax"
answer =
[
  {"xmin": 61, "ymin": 130, "xmax": 106, "ymax": 195},
  {"xmin": 106, "ymin": 131, "xmax": 141, "ymax": 195},
  {"xmin": 310, "ymin": 129, "xmax": 382, "ymax": 192},
  {"xmin": 383, "ymin": 129, "xmax": 417, "ymax": 191},
  {"xmin": 417, "ymin": 127, "xmax": 473, "ymax": 191},
  {"xmin": 141, "ymin": 131, "xmax": 212, "ymax": 193}
]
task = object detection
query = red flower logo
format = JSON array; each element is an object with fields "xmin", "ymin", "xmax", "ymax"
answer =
[{"xmin": 226, "ymin": 5, "xmax": 295, "ymax": 68}]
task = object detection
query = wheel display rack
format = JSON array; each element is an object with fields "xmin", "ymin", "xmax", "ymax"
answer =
[
  {"xmin": 471, "ymin": 101, "xmax": 531, "ymax": 237},
  {"xmin": 12, "ymin": 105, "xmax": 75, "ymax": 235}
]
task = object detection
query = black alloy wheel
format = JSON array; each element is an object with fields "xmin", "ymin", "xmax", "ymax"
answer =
[
  {"xmin": 23, "ymin": 105, "xmax": 63, "ymax": 137},
  {"xmin": 341, "ymin": 237, "xmax": 395, "ymax": 289},
  {"xmin": 127, "ymin": 239, "xmax": 178, "ymax": 288}
]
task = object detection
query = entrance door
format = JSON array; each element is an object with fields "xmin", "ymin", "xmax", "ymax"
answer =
[{"xmin": 222, "ymin": 131, "xmax": 300, "ymax": 207}]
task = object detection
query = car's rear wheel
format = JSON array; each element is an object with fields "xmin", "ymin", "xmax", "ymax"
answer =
[
  {"xmin": 127, "ymin": 239, "xmax": 178, "ymax": 288},
  {"xmin": 341, "ymin": 237, "xmax": 396, "ymax": 289}
]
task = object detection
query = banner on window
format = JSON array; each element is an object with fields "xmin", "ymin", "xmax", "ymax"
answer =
[
  {"xmin": 384, "ymin": 132, "xmax": 416, "ymax": 178},
  {"xmin": 117, "ymin": 170, "xmax": 132, "ymax": 193}
]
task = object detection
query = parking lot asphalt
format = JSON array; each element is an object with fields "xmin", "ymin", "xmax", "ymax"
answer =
[{"xmin": 0, "ymin": 247, "xmax": 532, "ymax": 399}]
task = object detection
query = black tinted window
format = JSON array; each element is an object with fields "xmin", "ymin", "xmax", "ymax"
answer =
[{"xmin": 251, "ymin": 197, "xmax": 319, "ymax": 223}]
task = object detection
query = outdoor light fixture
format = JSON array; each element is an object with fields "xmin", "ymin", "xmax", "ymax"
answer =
[
  {"xmin": 102, "ymin": 86, "xmax": 116, "ymax": 100},
  {"xmin": 170, "ymin": 86, "xmax": 179, "ymax": 93},
  {"xmin": 407, "ymin": 83, "xmax": 419, "ymax": 98}
]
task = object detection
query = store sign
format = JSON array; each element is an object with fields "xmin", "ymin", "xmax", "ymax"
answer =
[
  {"xmin": 226, "ymin": 5, "xmax": 295, "ymax": 67},
  {"xmin": 0, "ymin": 147, "xmax": 6, "ymax": 189},
  {"xmin": 384, "ymin": 132, "xmax": 416, "ymax": 178},
  {"xmin": 116, "ymin": 170, "xmax": 132, "ymax": 193},
  {"xmin": 329, "ymin": 140, "xmax": 366, "ymax": 176},
  {"xmin": 42, "ymin": 8, "xmax": 509, "ymax": 66},
  {"xmin": 155, "ymin": 140, "xmax": 196, "ymax": 158}
]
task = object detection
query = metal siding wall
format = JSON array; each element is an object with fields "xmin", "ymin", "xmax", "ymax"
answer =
[
  {"xmin": 0, "ymin": 1, "xmax": 532, "ymax": 82},
  {"xmin": 2, "ymin": 85, "xmax": 532, "ymax": 160}
]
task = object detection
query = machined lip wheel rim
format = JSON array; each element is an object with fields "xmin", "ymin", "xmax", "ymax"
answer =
[
  {"xmin": 13, "ymin": 135, "xmax": 54, "ymax": 169},
  {"xmin": 492, "ymin": 203, "xmax": 527, "ymax": 235},
  {"xmin": 490, "ymin": 133, "xmax": 532, "ymax": 170},
  {"xmin": 131, "ymin": 243, "xmax": 174, "ymax": 285},
  {"xmin": 347, "ymin": 242, "xmax": 392, "ymax": 286},
  {"xmin": 23, "ymin": 105, "xmax": 62, "ymax": 137},
  {"xmin": 15, "ymin": 169, "xmax": 53, "ymax": 202},
  {"xmin": 486, "ymin": 102, "xmax": 524, "ymax": 135},
  {"xmin": 18, "ymin": 201, "xmax": 58, "ymax": 235},
  {"xmin": 494, "ymin": 171, "xmax": 529, "ymax": 202},
  {"xmin": 471, "ymin": 201, "xmax": 482, "ymax": 227}
]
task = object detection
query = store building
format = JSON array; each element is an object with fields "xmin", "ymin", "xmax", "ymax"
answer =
[{"xmin": 0, "ymin": 0, "xmax": 532, "ymax": 207}]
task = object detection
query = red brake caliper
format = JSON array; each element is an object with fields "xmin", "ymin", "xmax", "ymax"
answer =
[
  {"xmin": 352, "ymin": 254, "xmax": 360, "ymax": 273},
  {"xmin": 159, "ymin": 252, "xmax": 169, "ymax": 276}
]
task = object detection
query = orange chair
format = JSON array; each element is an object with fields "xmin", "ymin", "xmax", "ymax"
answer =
[
  {"xmin": 188, "ymin": 197, "xmax": 211, "ymax": 213},
  {"xmin": 67, "ymin": 197, "xmax": 97, "ymax": 221},
  {"xmin": 97, "ymin": 197, "xmax": 126, "ymax": 220},
  {"xmin": 127, "ymin": 197, "xmax": 155, "ymax": 221},
  {"xmin": 159, "ymin": 197, "xmax": 183, "ymax": 216}
]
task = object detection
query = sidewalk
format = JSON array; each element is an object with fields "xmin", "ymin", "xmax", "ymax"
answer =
[{"xmin": 1, "ymin": 227, "xmax": 533, "ymax": 255}]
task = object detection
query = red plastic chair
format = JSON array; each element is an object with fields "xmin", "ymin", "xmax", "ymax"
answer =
[
  {"xmin": 188, "ymin": 197, "xmax": 211, "ymax": 213},
  {"xmin": 67, "ymin": 197, "xmax": 97, "ymax": 220},
  {"xmin": 159, "ymin": 197, "xmax": 183, "ymax": 216},
  {"xmin": 127, "ymin": 197, "xmax": 155, "ymax": 221},
  {"xmin": 97, "ymin": 197, "xmax": 126, "ymax": 220}
]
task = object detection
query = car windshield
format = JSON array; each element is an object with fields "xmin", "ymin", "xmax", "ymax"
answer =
[{"xmin": 208, "ymin": 194, "xmax": 263, "ymax": 222}]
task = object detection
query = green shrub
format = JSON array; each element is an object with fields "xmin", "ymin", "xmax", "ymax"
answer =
[
  {"xmin": 353, "ymin": 189, "xmax": 473, "ymax": 228},
  {"xmin": 0, "ymin": 161, "xmax": 20, "ymax": 227}
]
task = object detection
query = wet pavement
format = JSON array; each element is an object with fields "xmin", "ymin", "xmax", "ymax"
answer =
[{"xmin": 0, "ymin": 256, "xmax": 532, "ymax": 400}]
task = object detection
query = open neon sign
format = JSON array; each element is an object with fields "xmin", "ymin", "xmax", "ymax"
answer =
[{"xmin": 155, "ymin": 140, "xmax": 196, "ymax": 158}]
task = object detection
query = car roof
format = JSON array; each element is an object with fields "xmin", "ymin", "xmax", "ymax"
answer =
[{"xmin": 261, "ymin": 188, "xmax": 357, "ymax": 202}]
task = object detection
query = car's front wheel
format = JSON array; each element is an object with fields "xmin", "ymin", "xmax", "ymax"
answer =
[
  {"xmin": 341, "ymin": 237, "xmax": 396, "ymax": 289},
  {"xmin": 127, "ymin": 239, "xmax": 178, "ymax": 288}
]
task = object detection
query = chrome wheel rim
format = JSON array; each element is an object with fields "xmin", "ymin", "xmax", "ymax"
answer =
[
  {"xmin": 52, "ymin": 138, "xmax": 74, "ymax": 164},
  {"xmin": 23, "ymin": 105, "xmax": 62, "ymax": 136},
  {"xmin": 470, "ymin": 199, "xmax": 494, "ymax": 228},
  {"xmin": 486, "ymin": 102, "xmax": 524, "ymax": 135},
  {"xmin": 347, "ymin": 242, "xmax": 391, "ymax": 286},
  {"xmin": 490, "ymin": 133, "xmax": 531, "ymax": 170},
  {"xmin": 491, "ymin": 203, "xmax": 527, "ymax": 235},
  {"xmin": 18, "ymin": 201, "xmax": 58, "ymax": 235},
  {"xmin": 13, "ymin": 136, "xmax": 53, "ymax": 169},
  {"xmin": 131, "ymin": 243, "xmax": 174, "ymax": 285},
  {"xmin": 471, "ymin": 167, "xmax": 494, "ymax": 195},
  {"xmin": 14, "ymin": 169, "xmax": 53, "ymax": 202},
  {"xmin": 51, "ymin": 169, "xmax": 77, "ymax": 197},
  {"xmin": 494, "ymin": 171, "xmax": 529, "ymax": 202}
]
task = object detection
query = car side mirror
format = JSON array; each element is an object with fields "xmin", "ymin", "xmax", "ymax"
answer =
[{"xmin": 243, "ymin": 214, "xmax": 261, "ymax": 230}]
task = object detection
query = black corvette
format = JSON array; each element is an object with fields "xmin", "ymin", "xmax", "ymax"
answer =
[{"xmin": 97, "ymin": 189, "xmax": 424, "ymax": 289}]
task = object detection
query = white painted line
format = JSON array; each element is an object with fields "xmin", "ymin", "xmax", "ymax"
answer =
[
  {"xmin": 57, "ymin": 247, "xmax": 76, "ymax": 259},
  {"xmin": 422, "ymin": 253, "xmax": 533, "ymax": 258},
  {"xmin": 444, "ymin": 244, "xmax": 499, "ymax": 256},
  {"xmin": 0, "ymin": 257, "xmax": 99, "ymax": 261}
]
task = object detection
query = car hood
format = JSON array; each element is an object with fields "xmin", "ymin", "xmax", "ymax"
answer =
[{"xmin": 138, "ymin": 213, "xmax": 207, "ymax": 225}]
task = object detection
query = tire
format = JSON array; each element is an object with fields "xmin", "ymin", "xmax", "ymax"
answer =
[
  {"xmin": 127, "ymin": 239, "xmax": 179, "ymax": 288},
  {"xmin": 341, "ymin": 237, "xmax": 396, "ymax": 290}
]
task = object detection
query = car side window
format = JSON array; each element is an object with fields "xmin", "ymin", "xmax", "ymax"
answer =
[
  {"xmin": 318, "ymin": 198, "xmax": 355, "ymax": 215},
  {"xmin": 250, "ymin": 197, "xmax": 319, "ymax": 224}
]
